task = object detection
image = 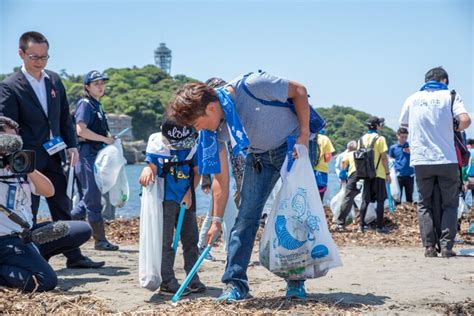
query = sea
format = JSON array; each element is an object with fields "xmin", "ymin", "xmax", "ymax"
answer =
[{"xmin": 38, "ymin": 160, "xmax": 461, "ymax": 220}]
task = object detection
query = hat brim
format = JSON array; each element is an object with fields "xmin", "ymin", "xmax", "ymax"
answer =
[
  {"xmin": 161, "ymin": 135, "xmax": 197, "ymax": 150},
  {"xmin": 88, "ymin": 76, "xmax": 109, "ymax": 83}
]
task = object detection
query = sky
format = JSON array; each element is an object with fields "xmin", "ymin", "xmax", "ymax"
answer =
[{"xmin": 1, "ymin": 0, "xmax": 473, "ymax": 135}]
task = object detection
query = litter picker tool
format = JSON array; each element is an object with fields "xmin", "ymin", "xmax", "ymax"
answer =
[
  {"xmin": 172, "ymin": 238, "xmax": 217, "ymax": 303},
  {"xmin": 114, "ymin": 128, "xmax": 131, "ymax": 139},
  {"xmin": 172, "ymin": 203, "xmax": 186, "ymax": 252},
  {"xmin": 386, "ymin": 183, "xmax": 395, "ymax": 213}
]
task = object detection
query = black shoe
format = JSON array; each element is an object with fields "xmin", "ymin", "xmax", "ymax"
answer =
[
  {"xmin": 189, "ymin": 280, "xmax": 207, "ymax": 293},
  {"xmin": 424, "ymin": 246, "xmax": 438, "ymax": 258},
  {"xmin": 376, "ymin": 226, "xmax": 390, "ymax": 234},
  {"xmin": 67, "ymin": 256, "xmax": 105, "ymax": 269},
  {"xmin": 95, "ymin": 240, "xmax": 119, "ymax": 251},
  {"xmin": 159, "ymin": 282, "xmax": 191, "ymax": 297},
  {"xmin": 441, "ymin": 248, "xmax": 457, "ymax": 258}
]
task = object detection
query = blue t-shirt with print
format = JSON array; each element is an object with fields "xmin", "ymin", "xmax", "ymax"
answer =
[
  {"xmin": 389, "ymin": 142, "xmax": 414, "ymax": 177},
  {"xmin": 145, "ymin": 149, "xmax": 197, "ymax": 204}
]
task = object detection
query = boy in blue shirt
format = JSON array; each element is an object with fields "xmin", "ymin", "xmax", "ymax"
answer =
[
  {"xmin": 389, "ymin": 127, "xmax": 415, "ymax": 203},
  {"xmin": 139, "ymin": 117, "xmax": 205, "ymax": 296}
]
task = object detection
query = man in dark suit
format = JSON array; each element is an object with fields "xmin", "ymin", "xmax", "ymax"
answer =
[{"xmin": 0, "ymin": 31, "xmax": 104, "ymax": 268}]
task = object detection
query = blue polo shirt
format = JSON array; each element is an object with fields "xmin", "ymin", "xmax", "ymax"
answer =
[
  {"xmin": 145, "ymin": 149, "xmax": 197, "ymax": 204},
  {"xmin": 389, "ymin": 142, "xmax": 414, "ymax": 177}
]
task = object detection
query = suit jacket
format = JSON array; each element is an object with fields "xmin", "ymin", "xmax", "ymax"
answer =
[{"xmin": 0, "ymin": 69, "xmax": 77, "ymax": 170}]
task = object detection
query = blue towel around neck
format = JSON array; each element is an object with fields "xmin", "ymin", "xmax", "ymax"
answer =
[
  {"xmin": 420, "ymin": 81, "xmax": 448, "ymax": 91},
  {"xmin": 197, "ymin": 88, "xmax": 250, "ymax": 174}
]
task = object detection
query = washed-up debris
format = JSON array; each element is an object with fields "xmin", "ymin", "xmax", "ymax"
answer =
[
  {"xmin": 325, "ymin": 204, "xmax": 472, "ymax": 247},
  {"xmin": 429, "ymin": 299, "xmax": 473, "ymax": 315},
  {"xmin": 132, "ymin": 294, "xmax": 372, "ymax": 315},
  {"xmin": 0, "ymin": 286, "xmax": 113, "ymax": 314},
  {"xmin": 105, "ymin": 204, "xmax": 472, "ymax": 248}
]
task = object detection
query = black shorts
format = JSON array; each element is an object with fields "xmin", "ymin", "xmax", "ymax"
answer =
[{"xmin": 362, "ymin": 177, "xmax": 387, "ymax": 203}]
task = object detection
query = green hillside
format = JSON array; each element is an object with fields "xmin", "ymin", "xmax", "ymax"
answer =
[{"xmin": 1, "ymin": 65, "xmax": 396, "ymax": 149}]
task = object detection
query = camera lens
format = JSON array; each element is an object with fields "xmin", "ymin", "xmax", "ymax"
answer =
[{"xmin": 12, "ymin": 151, "xmax": 33, "ymax": 174}]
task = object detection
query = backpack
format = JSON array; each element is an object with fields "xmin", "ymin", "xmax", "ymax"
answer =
[
  {"xmin": 450, "ymin": 90, "xmax": 470, "ymax": 167},
  {"xmin": 354, "ymin": 135, "xmax": 381, "ymax": 180},
  {"xmin": 240, "ymin": 71, "xmax": 326, "ymax": 134}
]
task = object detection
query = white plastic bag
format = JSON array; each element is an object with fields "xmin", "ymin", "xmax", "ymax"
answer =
[
  {"xmin": 138, "ymin": 180, "xmax": 164, "ymax": 291},
  {"xmin": 222, "ymin": 174, "xmax": 238, "ymax": 250},
  {"xmin": 94, "ymin": 139, "xmax": 128, "ymax": 194},
  {"xmin": 457, "ymin": 196, "xmax": 469, "ymax": 220},
  {"xmin": 259, "ymin": 145, "xmax": 342, "ymax": 279},
  {"xmin": 389, "ymin": 160, "xmax": 401, "ymax": 203},
  {"xmin": 108, "ymin": 165, "xmax": 129, "ymax": 208},
  {"xmin": 354, "ymin": 193, "xmax": 377, "ymax": 224},
  {"xmin": 330, "ymin": 189, "xmax": 355, "ymax": 224}
]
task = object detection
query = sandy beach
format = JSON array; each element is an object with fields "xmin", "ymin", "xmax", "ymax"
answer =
[
  {"xmin": 1, "ymin": 206, "xmax": 472, "ymax": 315},
  {"xmin": 44, "ymin": 241, "xmax": 473, "ymax": 315}
]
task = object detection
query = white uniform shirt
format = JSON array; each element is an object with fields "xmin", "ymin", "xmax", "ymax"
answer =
[
  {"xmin": 0, "ymin": 169, "xmax": 36, "ymax": 236},
  {"xmin": 399, "ymin": 89, "xmax": 468, "ymax": 166}
]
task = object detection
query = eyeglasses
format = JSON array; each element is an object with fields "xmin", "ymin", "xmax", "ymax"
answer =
[{"xmin": 26, "ymin": 54, "xmax": 50, "ymax": 61}]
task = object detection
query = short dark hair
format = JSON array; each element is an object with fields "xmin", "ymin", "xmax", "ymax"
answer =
[
  {"xmin": 169, "ymin": 83, "xmax": 218, "ymax": 126},
  {"xmin": 0, "ymin": 116, "xmax": 19, "ymax": 133},
  {"xmin": 19, "ymin": 31, "xmax": 49, "ymax": 52},
  {"xmin": 467, "ymin": 139, "xmax": 474, "ymax": 146},
  {"xmin": 425, "ymin": 67, "xmax": 449, "ymax": 84},
  {"xmin": 397, "ymin": 127, "xmax": 409, "ymax": 135}
]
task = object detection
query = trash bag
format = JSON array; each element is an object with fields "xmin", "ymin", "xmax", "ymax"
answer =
[
  {"xmin": 108, "ymin": 165, "xmax": 129, "ymax": 208},
  {"xmin": 222, "ymin": 173, "xmax": 238, "ymax": 251},
  {"xmin": 94, "ymin": 139, "xmax": 127, "ymax": 194},
  {"xmin": 354, "ymin": 193, "xmax": 377, "ymax": 224},
  {"xmin": 138, "ymin": 180, "xmax": 164, "ymax": 291},
  {"xmin": 457, "ymin": 196, "xmax": 469, "ymax": 220},
  {"xmin": 330, "ymin": 189, "xmax": 355, "ymax": 225},
  {"xmin": 259, "ymin": 145, "xmax": 342, "ymax": 279},
  {"xmin": 389, "ymin": 160, "xmax": 401, "ymax": 203}
]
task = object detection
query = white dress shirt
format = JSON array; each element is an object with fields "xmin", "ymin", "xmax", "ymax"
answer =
[{"xmin": 21, "ymin": 64, "xmax": 49, "ymax": 116}]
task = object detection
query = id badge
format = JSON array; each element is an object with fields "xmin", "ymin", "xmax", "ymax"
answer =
[
  {"xmin": 6, "ymin": 185, "xmax": 16, "ymax": 209},
  {"xmin": 42, "ymin": 136, "xmax": 67, "ymax": 156}
]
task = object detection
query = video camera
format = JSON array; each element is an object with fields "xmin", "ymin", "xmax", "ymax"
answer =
[
  {"xmin": 0, "ymin": 134, "xmax": 36, "ymax": 174},
  {"xmin": 0, "ymin": 150, "xmax": 36, "ymax": 174}
]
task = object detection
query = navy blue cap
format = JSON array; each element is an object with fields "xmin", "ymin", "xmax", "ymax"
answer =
[{"xmin": 83, "ymin": 70, "xmax": 109, "ymax": 85}]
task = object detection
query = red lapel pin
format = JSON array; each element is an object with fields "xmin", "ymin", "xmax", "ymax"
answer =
[{"xmin": 51, "ymin": 89, "xmax": 56, "ymax": 98}]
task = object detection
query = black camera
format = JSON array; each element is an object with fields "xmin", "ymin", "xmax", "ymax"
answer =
[{"xmin": 0, "ymin": 150, "xmax": 36, "ymax": 174}]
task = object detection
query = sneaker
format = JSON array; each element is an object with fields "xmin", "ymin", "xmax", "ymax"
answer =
[
  {"xmin": 260, "ymin": 214, "xmax": 268, "ymax": 228},
  {"xmin": 189, "ymin": 280, "xmax": 207, "ymax": 293},
  {"xmin": 216, "ymin": 283, "xmax": 245, "ymax": 303},
  {"xmin": 286, "ymin": 280, "xmax": 306, "ymax": 299},
  {"xmin": 441, "ymin": 248, "xmax": 457, "ymax": 258},
  {"xmin": 357, "ymin": 226, "xmax": 367, "ymax": 233},
  {"xmin": 332, "ymin": 224, "xmax": 346, "ymax": 232},
  {"xmin": 424, "ymin": 246, "xmax": 438, "ymax": 258},
  {"xmin": 376, "ymin": 226, "xmax": 390, "ymax": 234},
  {"xmin": 199, "ymin": 246, "xmax": 216, "ymax": 262},
  {"xmin": 159, "ymin": 282, "xmax": 191, "ymax": 297}
]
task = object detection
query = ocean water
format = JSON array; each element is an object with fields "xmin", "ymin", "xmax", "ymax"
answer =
[{"xmin": 38, "ymin": 161, "xmax": 431, "ymax": 219}]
